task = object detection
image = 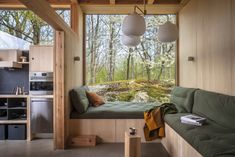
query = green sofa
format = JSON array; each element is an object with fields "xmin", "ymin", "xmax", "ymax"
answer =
[{"xmin": 165, "ymin": 87, "xmax": 235, "ymax": 157}]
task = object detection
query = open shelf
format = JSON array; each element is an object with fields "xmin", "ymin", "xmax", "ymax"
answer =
[
  {"xmin": 17, "ymin": 62, "xmax": 29, "ymax": 64},
  {"xmin": 0, "ymin": 97, "xmax": 27, "ymax": 120},
  {"xmin": 8, "ymin": 107, "xmax": 27, "ymax": 110},
  {"xmin": 0, "ymin": 106, "xmax": 7, "ymax": 109},
  {"xmin": 0, "ymin": 120, "xmax": 27, "ymax": 124}
]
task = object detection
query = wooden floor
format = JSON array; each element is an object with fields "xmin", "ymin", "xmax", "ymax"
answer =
[{"xmin": 0, "ymin": 139, "xmax": 170, "ymax": 157}]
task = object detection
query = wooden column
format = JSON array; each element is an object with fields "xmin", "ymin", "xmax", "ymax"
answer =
[
  {"xmin": 71, "ymin": 2, "xmax": 78, "ymax": 34},
  {"xmin": 54, "ymin": 31, "xmax": 65, "ymax": 149},
  {"xmin": 125, "ymin": 132, "xmax": 141, "ymax": 157}
]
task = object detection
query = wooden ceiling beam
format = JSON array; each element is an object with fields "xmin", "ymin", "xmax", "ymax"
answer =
[
  {"xmin": 0, "ymin": 4, "xmax": 70, "ymax": 9},
  {"xmin": 110, "ymin": 0, "xmax": 115, "ymax": 5},
  {"xmin": 80, "ymin": 4, "xmax": 182, "ymax": 14},
  {"xmin": 180, "ymin": 0, "xmax": 190, "ymax": 6},
  {"xmin": 147, "ymin": 0, "xmax": 155, "ymax": 4},
  {"xmin": 0, "ymin": 0, "xmax": 72, "ymax": 5},
  {"xmin": 19, "ymin": 0, "xmax": 70, "ymax": 31},
  {"xmin": 70, "ymin": 0, "xmax": 78, "ymax": 3}
]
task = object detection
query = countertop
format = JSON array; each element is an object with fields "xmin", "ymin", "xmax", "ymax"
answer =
[{"xmin": 0, "ymin": 94, "xmax": 54, "ymax": 98}]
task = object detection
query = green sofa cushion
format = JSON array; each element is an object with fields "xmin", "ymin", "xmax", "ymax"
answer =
[
  {"xmin": 192, "ymin": 90, "xmax": 235, "ymax": 130},
  {"xmin": 170, "ymin": 86, "xmax": 197, "ymax": 113},
  {"xmin": 69, "ymin": 86, "xmax": 89, "ymax": 114},
  {"xmin": 71, "ymin": 101, "xmax": 160, "ymax": 119},
  {"xmin": 165, "ymin": 113, "xmax": 235, "ymax": 157}
]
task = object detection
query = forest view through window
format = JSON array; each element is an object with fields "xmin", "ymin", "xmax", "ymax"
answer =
[{"xmin": 86, "ymin": 15, "xmax": 176, "ymax": 103}]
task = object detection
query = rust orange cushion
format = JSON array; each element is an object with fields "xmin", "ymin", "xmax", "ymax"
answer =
[{"xmin": 86, "ymin": 92, "xmax": 105, "ymax": 107}]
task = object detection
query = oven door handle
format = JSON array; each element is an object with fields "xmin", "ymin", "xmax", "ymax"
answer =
[{"xmin": 31, "ymin": 98, "xmax": 53, "ymax": 102}]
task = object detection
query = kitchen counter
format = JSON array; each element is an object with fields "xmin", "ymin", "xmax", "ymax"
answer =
[
  {"xmin": 0, "ymin": 94, "xmax": 29, "ymax": 98},
  {"xmin": 29, "ymin": 95, "xmax": 54, "ymax": 99},
  {"xmin": 0, "ymin": 94, "xmax": 54, "ymax": 99}
]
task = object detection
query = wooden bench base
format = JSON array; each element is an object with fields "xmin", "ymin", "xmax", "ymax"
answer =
[
  {"xmin": 161, "ymin": 123, "xmax": 202, "ymax": 157},
  {"xmin": 69, "ymin": 119, "xmax": 160, "ymax": 143}
]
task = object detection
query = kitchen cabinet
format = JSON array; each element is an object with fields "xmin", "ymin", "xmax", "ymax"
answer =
[
  {"xmin": 0, "ymin": 49, "xmax": 22, "ymax": 68},
  {"xmin": 29, "ymin": 45, "xmax": 53, "ymax": 72}
]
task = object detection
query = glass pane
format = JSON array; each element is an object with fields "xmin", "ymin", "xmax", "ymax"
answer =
[{"xmin": 86, "ymin": 14, "xmax": 176, "ymax": 103}]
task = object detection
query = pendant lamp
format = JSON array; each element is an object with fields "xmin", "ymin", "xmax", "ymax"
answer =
[
  {"xmin": 157, "ymin": 21, "xmax": 179, "ymax": 42},
  {"xmin": 121, "ymin": 0, "xmax": 147, "ymax": 47},
  {"xmin": 121, "ymin": 35, "xmax": 141, "ymax": 47},
  {"xmin": 122, "ymin": 11, "xmax": 146, "ymax": 36}
]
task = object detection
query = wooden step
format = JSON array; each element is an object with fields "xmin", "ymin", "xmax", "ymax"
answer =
[{"xmin": 70, "ymin": 135, "xmax": 97, "ymax": 147}]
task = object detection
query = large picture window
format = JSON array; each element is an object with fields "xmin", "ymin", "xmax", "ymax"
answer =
[{"xmin": 86, "ymin": 14, "xmax": 177, "ymax": 103}]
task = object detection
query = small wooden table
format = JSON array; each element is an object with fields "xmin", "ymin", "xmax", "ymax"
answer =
[{"xmin": 125, "ymin": 132, "xmax": 141, "ymax": 157}]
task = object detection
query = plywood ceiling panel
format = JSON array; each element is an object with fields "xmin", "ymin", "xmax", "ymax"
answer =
[
  {"xmin": 154, "ymin": 0, "xmax": 180, "ymax": 4},
  {"xmin": 0, "ymin": 0, "xmax": 183, "ymax": 5},
  {"xmin": 77, "ymin": 0, "xmax": 109, "ymax": 4}
]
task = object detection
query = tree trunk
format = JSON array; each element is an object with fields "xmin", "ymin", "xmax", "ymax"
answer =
[
  {"xmin": 108, "ymin": 20, "xmax": 115, "ymax": 81},
  {"xmin": 126, "ymin": 48, "xmax": 132, "ymax": 80},
  {"xmin": 89, "ymin": 15, "xmax": 100, "ymax": 84}
]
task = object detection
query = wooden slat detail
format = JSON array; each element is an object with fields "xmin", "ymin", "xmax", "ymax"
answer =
[
  {"xmin": 19, "ymin": 0, "xmax": 69, "ymax": 31},
  {"xmin": 80, "ymin": 4, "xmax": 182, "ymax": 14},
  {"xmin": 161, "ymin": 123, "xmax": 202, "ymax": 157},
  {"xmin": 54, "ymin": 31, "xmax": 65, "ymax": 149}
]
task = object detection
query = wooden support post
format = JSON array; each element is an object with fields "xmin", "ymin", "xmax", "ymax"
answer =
[
  {"xmin": 54, "ymin": 31, "xmax": 65, "ymax": 149},
  {"xmin": 71, "ymin": 2, "xmax": 78, "ymax": 34},
  {"xmin": 125, "ymin": 132, "xmax": 141, "ymax": 157}
]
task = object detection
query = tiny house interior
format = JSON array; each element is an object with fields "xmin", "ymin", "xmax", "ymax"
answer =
[{"xmin": 0, "ymin": 0, "xmax": 235, "ymax": 157}]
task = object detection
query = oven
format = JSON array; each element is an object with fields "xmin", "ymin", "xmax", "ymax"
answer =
[{"xmin": 29, "ymin": 72, "xmax": 53, "ymax": 95}]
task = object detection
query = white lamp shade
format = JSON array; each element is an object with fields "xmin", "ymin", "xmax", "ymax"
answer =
[
  {"xmin": 122, "ymin": 12, "xmax": 146, "ymax": 36},
  {"xmin": 121, "ymin": 35, "xmax": 141, "ymax": 47},
  {"xmin": 157, "ymin": 21, "xmax": 179, "ymax": 42}
]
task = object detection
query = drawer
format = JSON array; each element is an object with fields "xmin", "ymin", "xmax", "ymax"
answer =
[
  {"xmin": 0, "ymin": 125, "xmax": 7, "ymax": 140},
  {"xmin": 8, "ymin": 124, "xmax": 26, "ymax": 140}
]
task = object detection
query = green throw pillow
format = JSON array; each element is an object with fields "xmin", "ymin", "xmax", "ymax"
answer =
[
  {"xmin": 170, "ymin": 86, "xmax": 197, "ymax": 113},
  {"xmin": 70, "ymin": 87, "xmax": 89, "ymax": 114}
]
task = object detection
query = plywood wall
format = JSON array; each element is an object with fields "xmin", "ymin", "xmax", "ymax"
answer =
[
  {"xmin": 179, "ymin": 0, "xmax": 235, "ymax": 96},
  {"xmin": 232, "ymin": 0, "xmax": 235, "ymax": 96}
]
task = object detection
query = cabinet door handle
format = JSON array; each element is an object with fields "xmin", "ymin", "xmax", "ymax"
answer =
[{"xmin": 32, "ymin": 57, "xmax": 34, "ymax": 60}]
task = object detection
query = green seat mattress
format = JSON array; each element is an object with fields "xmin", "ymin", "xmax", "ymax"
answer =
[
  {"xmin": 165, "ymin": 113, "xmax": 235, "ymax": 157},
  {"xmin": 70, "ymin": 101, "xmax": 160, "ymax": 119}
]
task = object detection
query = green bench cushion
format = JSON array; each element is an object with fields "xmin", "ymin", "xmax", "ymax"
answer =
[
  {"xmin": 70, "ymin": 86, "xmax": 90, "ymax": 114},
  {"xmin": 165, "ymin": 113, "xmax": 235, "ymax": 157},
  {"xmin": 193, "ymin": 90, "xmax": 235, "ymax": 130},
  {"xmin": 170, "ymin": 86, "xmax": 197, "ymax": 113},
  {"xmin": 70, "ymin": 101, "xmax": 160, "ymax": 119}
]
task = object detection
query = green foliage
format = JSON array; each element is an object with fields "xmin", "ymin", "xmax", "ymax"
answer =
[
  {"xmin": 0, "ymin": 10, "xmax": 70, "ymax": 45},
  {"xmin": 91, "ymin": 79, "xmax": 174, "ymax": 103},
  {"xmin": 86, "ymin": 14, "xmax": 177, "ymax": 85},
  {"xmin": 117, "ymin": 92, "xmax": 136, "ymax": 101}
]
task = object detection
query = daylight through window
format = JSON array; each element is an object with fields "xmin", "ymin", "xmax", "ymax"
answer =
[{"xmin": 86, "ymin": 14, "xmax": 177, "ymax": 103}]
